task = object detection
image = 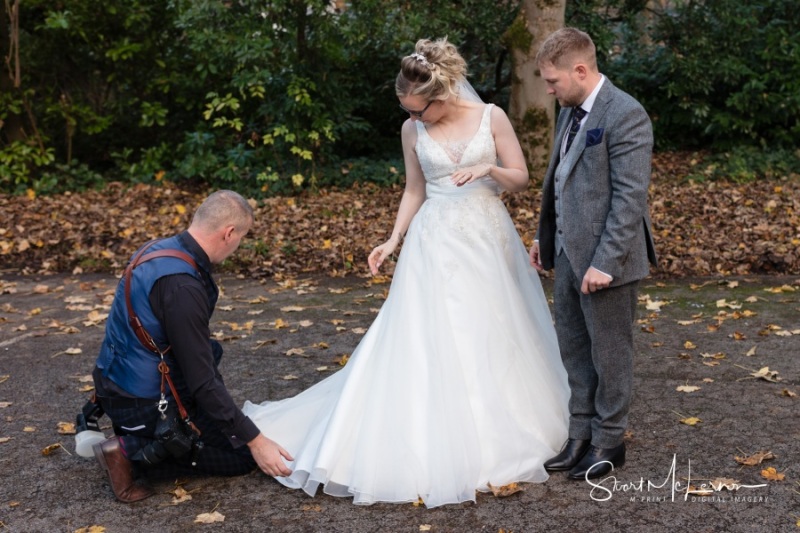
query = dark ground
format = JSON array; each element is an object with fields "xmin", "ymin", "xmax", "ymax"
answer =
[{"xmin": 0, "ymin": 273, "xmax": 798, "ymax": 533}]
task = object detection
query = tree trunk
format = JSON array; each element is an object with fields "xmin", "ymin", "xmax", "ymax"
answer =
[
  {"xmin": 1, "ymin": 0, "xmax": 27, "ymax": 145},
  {"xmin": 505, "ymin": 0, "xmax": 565, "ymax": 181}
]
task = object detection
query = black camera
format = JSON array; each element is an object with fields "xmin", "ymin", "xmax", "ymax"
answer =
[
  {"xmin": 75, "ymin": 397, "xmax": 107, "ymax": 457},
  {"xmin": 140, "ymin": 437, "xmax": 171, "ymax": 465},
  {"xmin": 76, "ymin": 398, "xmax": 103, "ymax": 433},
  {"xmin": 156, "ymin": 411, "xmax": 199, "ymax": 457},
  {"xmin": 140, "ymin": 407, "xmax": 202, "ymax": 465}
]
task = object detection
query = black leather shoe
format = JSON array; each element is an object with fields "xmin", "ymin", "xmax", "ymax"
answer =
[
  {"xmin": 567, "ymin": 443, "xmax": 626, "ymax": 480},
  {"xmin": 544, "ymin": 439, "xmax": 591, "ymax": 472}
]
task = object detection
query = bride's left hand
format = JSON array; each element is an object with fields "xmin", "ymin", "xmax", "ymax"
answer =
[
  {"xmin": 368, "ymin": 238, "xmax": 399, "ymax": 275},
  {"xmin": 451, "ymin": 163, "xmax": 492, "ymax": 187}
]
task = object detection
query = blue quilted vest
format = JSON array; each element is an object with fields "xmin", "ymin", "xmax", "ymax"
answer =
[{"xmin": 95, "ymin": 233, "xmax": 218, "ymax": 398}]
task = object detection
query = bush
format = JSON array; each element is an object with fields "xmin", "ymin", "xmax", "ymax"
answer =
[
  {"xmin": 315, "ymin": 157, "xmax": 406, "ymax": 190},
  {"xmin": 10, "ymin": 0, "xmax": 193, "ymax": 166},
  {"xmin": 167, "ymin": 0, "xmax": 518, "ymax": 194},
  {"xmin": 2, "ymin": 0, "xmax": 518, "ymax": 195},
  {"xmin": 35, "ymin": 161, "xmax": 105, "ymax": 194},
  {"xmin": 687, "ymin": 147, "xmax": 800, "ymax": 183},
  {"xmin": 0, "ymin": 140, "xmax": 55, "ymax": 193},
  {"xmin": 602, "ymin": 0, "xmax": 800, "ymax": 151},
  {"xmin": 10, "ymin": 1, "xmax": 797, "ymax": 193}
]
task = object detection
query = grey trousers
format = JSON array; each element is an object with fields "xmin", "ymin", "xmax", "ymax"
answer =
[{"xmin": 554, "ymin": 251, "xmax": 639, "ymax": 448}]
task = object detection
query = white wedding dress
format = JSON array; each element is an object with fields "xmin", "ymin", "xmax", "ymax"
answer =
[{"xmin": 243, "ymin": 104, "xmax": 569, "ymax": 508}]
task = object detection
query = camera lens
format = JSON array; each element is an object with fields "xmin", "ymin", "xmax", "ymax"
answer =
[{"xmin": 140, "ymin": 440, "xmax": 171, "ymax": 465}]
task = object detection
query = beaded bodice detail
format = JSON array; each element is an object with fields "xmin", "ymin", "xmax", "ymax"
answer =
[
  {"xmin": 410, "ymin": 103, "xmax": 507, "ymax": 252},
  {"xmin": 414, "ymin": 104, "xmax": 499, "ymax": 196}
]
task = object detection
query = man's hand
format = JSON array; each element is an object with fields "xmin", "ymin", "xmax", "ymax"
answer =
[
  {"xmin": 247, "ymin": 433, "xmax": 293, "ymax": 477},
  {"xmin": 581, "ymin": 267, "xmax": 612, "ymax": 294},
  {"xmin": 529, "ymin": 241, "xmax": 544, "ymax": 272}
]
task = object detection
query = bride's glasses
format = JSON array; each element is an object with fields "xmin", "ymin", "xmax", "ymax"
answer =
[{"xmin": 399, "ymin": 100, "xmax": 434, "ymax": 119}]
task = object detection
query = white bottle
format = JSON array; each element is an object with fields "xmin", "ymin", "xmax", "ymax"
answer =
[{"xmin": 75, "ymin": 429, "xmax": 106, "ymax": 458}]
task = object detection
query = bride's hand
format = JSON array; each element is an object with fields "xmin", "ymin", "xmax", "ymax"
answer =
[
  {"xmin": 451, "ymin": 163, "xmax": 493, "ymax": 187},
  {"xmin": 248, "ymin": 433, "xmax": 294, "ymax": 477},
  {"xmin": 368, "ymin": 238, "xmax": 399, "ymax": 275}
]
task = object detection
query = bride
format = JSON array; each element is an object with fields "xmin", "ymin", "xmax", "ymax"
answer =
[{"xmin": 243, "ymin": 37, "xmax": 569, "ymax": 508}]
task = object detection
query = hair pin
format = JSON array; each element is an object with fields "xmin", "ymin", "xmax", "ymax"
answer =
[{"xmin": 410, "ymin": 52, "xmax": 431, "ymax": 68}]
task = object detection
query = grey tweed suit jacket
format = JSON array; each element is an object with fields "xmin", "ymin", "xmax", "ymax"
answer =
[{"xmin": 536, "ymin": 79, "xmax": 658, "ymax": 285}]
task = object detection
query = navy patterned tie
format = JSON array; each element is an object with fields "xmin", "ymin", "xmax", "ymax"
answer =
[{"xmin": 564, "ymin": 106, "xmax": 587, "ymax": 153}]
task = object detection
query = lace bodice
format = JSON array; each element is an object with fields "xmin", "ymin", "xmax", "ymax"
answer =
[{"xmin": 415, "ymin": 104, "xmax": 500, "ymax": 198}]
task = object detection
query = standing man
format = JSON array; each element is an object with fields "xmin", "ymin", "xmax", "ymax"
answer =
[
  {"xmin": 91, "ymin": 190, "xmax": 292, "ymax": 502},
  {"xmin": 529, "ymin": 28, "xmax": 657, "ymax": 480}
]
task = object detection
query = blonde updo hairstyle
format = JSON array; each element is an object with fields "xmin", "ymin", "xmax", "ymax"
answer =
[{"xmin": 395, "ymin": 37, "xmax": 467, "ymax": 102}]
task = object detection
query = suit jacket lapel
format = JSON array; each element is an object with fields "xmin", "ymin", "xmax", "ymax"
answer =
[
  {"xmin": 583, "ymin": 79, "xmax": 614, "ymax": 133},
  {"xmin": 560, "ymin": 80, "xmax": 616, "ymax": 178},
  {"xmin": 544, "ymin": 109, "xmax": 571, "ymax": 180},
  {"xmin": 555, "ymin": 108, "xmax": 571, "ymax": 145},
  {"xmin": 555, "ymin": 110, "xmax": 570, "ymax": 156}
]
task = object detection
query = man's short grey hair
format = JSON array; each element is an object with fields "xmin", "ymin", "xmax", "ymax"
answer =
[{"xmin": 191, "ymin": 190, "xmax": 254, "ymax": 232}]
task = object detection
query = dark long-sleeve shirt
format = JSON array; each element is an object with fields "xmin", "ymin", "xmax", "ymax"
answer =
[{"xmin": 95, "ymin": 233, "xmax": 260, "ymax": 448}]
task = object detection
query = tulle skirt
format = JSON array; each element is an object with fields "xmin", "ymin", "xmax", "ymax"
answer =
[{"xmin": 243, "ymin": 189, "xmax": 569, "ymax": 508}]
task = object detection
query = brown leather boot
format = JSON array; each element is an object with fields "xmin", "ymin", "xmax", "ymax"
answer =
[{"xmin": 93, "ymin": 436, "xmax": 154, "ymax": 503}]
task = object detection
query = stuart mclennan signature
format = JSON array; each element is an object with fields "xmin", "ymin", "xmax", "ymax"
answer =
[{"xmin": 585, "ymin": 454, "xmax": 768, "ymax": 502}]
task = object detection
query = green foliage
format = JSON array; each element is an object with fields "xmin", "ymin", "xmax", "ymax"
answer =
[
  {"xmin": 240, "ymin": 238, "xmax": 271, "ymax": 258},
  {"xmin": 168, "ymin": 0, "xmax": 518, "ymax": 193},
  {"xmin": 111, "ymin": 143, "xmax": 174, "ymax": 183},
  {"xmin": 566, "ymin": 0, "xmax": 648, "ymax": 62},
  {"xmin": 594, "ymin": 0, "xmax": 800, "ymax": 150},
  {"xmin": 6, "ymin": 0, "xmax": 797, "ymax": 194},
  {"xmin": 168, "ymin": 0, "xmax": 353, "ymax": 193},
  {"xmin": 1, "ymin": 0, "xmax": 518, "ymax": 195},
  {"xmin": 315, "ymin": 157, "xmax": 406, "ymax": 190},
  {"xmin": 0, "ymin": 140, "xmax": 56, "ymax": 192},
  {"xmin": 173, "ymin": 132, "xmax": 224, "ymax": 185},
  {"xmin": 687, "ymin": 147, "xmax": 800, "ymax": 184},
  {"xmin": 35, "ymin": 161, "xmax": 105, "ymax": 194},
  {"xmin": 13, "ymin": 0, "xmax": 192, "ymax": 161}
]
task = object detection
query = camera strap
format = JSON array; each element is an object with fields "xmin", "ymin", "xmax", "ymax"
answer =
[{"xmin": 123, "ymin": 239, "xmax": 202, "ymax": 436}]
